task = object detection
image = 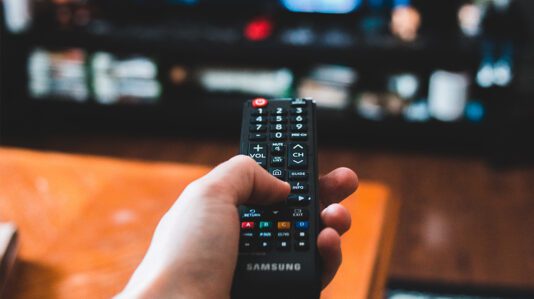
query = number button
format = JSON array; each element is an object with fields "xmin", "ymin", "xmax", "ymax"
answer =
[
  {"xmin": 291, "ymin": 123, "xmax": 307, "ymax": 131},
  {"xmin": 270, "ymin": 123, "xmax": 286, "ymax": 131},
  {"xmin": 251, "ymin": 115, "xmax": 267, "ymax": 124},
  {"xmin": 252, "ymin": 108, "xmax": 267, "ymax": 116},
  {"xmin": 290, "ymin": 115, "xmax": 306, "ymax": 123},
  {"xmin": 272, "ymin": 107, "xmax": 286, "ymax": 115},
  {"xmin": 271, "ymin": 115, "xmax": 287, "ymax": 123},
  {"xmin": 270, "ymin": 132, "xmax": 287, "ymax": 140},
  {"xmin": 290, "ymin": 107, "xmax": 306, "ymax": 115},
  {"xmin": 250, "ymin": 123, "xmax": 266, "ymax": 132}
]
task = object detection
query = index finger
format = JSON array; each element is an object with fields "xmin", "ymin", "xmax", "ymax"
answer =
[{"xmin": 318, "ymin": 167, "xmax": 358, "ymax": 208}]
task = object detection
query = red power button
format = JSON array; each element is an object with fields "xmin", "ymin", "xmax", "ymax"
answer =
[{"xmin": 252, "ymin": 98, "xmax": 268, "ymax": 108}]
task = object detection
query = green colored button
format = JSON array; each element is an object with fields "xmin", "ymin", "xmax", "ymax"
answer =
[{"xmin": 259, "ymin": 221, "xmax": 273, "ymax": 230}]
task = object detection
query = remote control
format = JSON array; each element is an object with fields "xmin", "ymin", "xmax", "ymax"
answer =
[{"xmin": 231, "ymin": 98, "xmax": 321, "ymax": 299}]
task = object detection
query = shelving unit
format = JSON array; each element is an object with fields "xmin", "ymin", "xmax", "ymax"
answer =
[{"xmin": 1, "ymin": 0, "xmax": 530, "ymax": 152}]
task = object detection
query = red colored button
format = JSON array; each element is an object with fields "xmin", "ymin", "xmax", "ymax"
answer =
[
  {"xmin": 241, "ymin": 221, "xmax": 255, "ymax": 229},
  {"xmin": 252, "ymin": 98, "xmax": 268, "ymax": 108}
]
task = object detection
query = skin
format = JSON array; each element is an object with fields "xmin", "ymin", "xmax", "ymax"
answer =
[{"xmin": 116, "ymin": 155, "xmax": 358, "ymax": 299}]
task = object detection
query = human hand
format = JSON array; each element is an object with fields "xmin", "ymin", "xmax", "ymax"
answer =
[{"xmin": 116, "ymin": 155, "xmax": 358, "ymax": 299}]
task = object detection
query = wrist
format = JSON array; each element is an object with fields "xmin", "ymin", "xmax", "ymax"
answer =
[{"xmin": 116, "ymin": 266, "xmax": 228, "ymax": 299}]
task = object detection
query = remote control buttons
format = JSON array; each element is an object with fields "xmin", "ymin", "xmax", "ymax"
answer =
[
  {"xmin": 241, "ymin": 208, "xmax": 262, "ymax": 219},
  {"xmin": 252, "ymin": 98, "xmax": 268, "ymax": 108},
  {"xmin": 288, "ymin": 143, "xmax": 307, "ymax": 169},
  {"xmin": 287, "ymin": 194, "xmax": 311, "ymax": 206},
  {"xmin": 249, "ymin": 133, "xmax": 266, "ymax": 141},
  {"xmin": 241, "ymin": 231, "xmax": 255, "ymax": 239},
  {"xmin": 288, "ymin": 171, "xmax": 308, "ymax": 180},
  {"xmin": 277, "ymin": 239, "xmax": 291, "ymax": 250},
  {"xmin": 259, "ymin": 240, "xmax": 272, "ymax": 251},
  {"xmin": 250, "ymin": 123, "xmax": 267, "ymax": 132},
  {"xmin": 251, "ymin": 107, "xmax": 267, "ymax": 116},
  {"xmin": 295, "ymin": 221, "xmax": 310, "ymax": 230},
  {"xmin": 277, "ymin": 231, "xmax": 290, "ymax": 238},
  {"xmin": 270, "ymin": 156, "xmax": 284, "ymax": 166},
  {"xmin": 270, "ymin": 115, "xmax": 287, "ymax": 123},
  {"xmin": 291, "ymin": 98, "xmax": 307, "ymax": 106},
  {"xmin": 269, "ymin": 168, "xmax": 285, "ymax": 180},
  {"xmin": 240, "ymin": 240, "xmax": 255, "ymax": 251},
  {"xmin": 290, "ymin": 132, "xmax": 308, "ymax": 140},
  {"xmin": 259, "ymin": 231, "xmax": 273, "ymax": 238},
  {"xmin": 241, "ymin": 99, "xmax": 314, "ymax": 254},
  {"xmin": 259, "ymin": 221, "xmax": 273, "ymax": 230},
  {"xmin": 277, "ymin": 221, "xmax": 291, "ymax": 230},
  {"xmin": 271, "ymin": 107, "xmax": 286, "ymax": 115},
  {"xmin": 290, "ymin": 107, "xmax": 307, "ymax": 115},
  {"xmin": 290, "ymin": 182, "xmax": 308, "ymax": 193},
  {"xmin": 295, "ymin": 240, "xmax": 309, "ymax": 251},
  {"xmin": 249, "ymin": 143, "xmax": 267, "ymax": 168},
  {"xmin": 241, "ymin": 222, "xmax": 255, "ymax": 229},
  {"xmin": 270, "ymin": 123, "xmax": 286, "ymax": 131},
  {"xmin": 290, "ymin": 115, "xmax": 306, "ymax": 123},
  {"xmin": 291, "ymin": 208, "xmax": 309, "ymax": 219},
  {"xmin": 295, "ymin": 231, "xmax": 308, "ymax": 240},
  {"xmin": 270, "ymin": 132, "xmax": 287, "ymax": 140},
  {"xmin": 291, "ymin": 123, "xmax": 307, "ymax": 131},
  {"xmin": 251, "ymin": 115, "xmax": 267, "ymax": 124},
  {"xmin": 271, "ymin": 143, "xmax": 285, "ymax": 154}
]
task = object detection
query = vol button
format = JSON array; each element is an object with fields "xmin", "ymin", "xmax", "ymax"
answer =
[{"xmin": 249, "ymin": 143, "xmax": 267, "ymax": 168}]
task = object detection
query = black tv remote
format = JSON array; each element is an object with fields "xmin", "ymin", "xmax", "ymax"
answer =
[{"xmin": 231, "ymin": 98, "xmax": 321, "ymax": 299}]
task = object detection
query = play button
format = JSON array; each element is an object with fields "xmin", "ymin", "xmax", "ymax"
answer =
[{"xmin": 287, "ymin": 195, "xmax": 311, "ymax": 206}]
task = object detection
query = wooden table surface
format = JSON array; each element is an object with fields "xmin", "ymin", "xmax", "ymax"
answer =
[{"xmin": 0, "ymin": 147, "xmax": 398, "ymax": 299}]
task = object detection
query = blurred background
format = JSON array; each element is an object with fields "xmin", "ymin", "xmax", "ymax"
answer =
[{"xmin": 1, "ymin": 0, "xmax": 533, "ymax": 298}]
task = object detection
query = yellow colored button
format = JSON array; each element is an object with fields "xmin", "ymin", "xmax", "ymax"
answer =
[{"xmin": 277, "ymin": 221, "xmax": 291, "ymax": 230}]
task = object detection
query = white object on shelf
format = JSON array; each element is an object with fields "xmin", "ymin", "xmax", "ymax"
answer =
[{"xmin": 428, "ymin": 70, "xmax": 469, "ymax": 122}]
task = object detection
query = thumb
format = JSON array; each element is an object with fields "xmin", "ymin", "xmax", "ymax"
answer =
[{"xmin": 194, "ymin": 155, "xmax": 290, "ymax": 206}]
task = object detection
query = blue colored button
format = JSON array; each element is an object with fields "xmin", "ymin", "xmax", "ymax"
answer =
[{"xmin": 295, "ymin": 221, "xmax": 309, "ymax": 230}]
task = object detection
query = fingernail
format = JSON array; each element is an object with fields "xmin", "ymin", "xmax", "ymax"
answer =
[{"xmin": 322, "ymin": 204, "xmax": 337, "ymax": 217}]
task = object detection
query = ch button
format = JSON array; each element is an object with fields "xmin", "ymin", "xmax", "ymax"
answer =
[{"xmin": 288, "ymin": 143, "xmax": 307, "ymax": 169}]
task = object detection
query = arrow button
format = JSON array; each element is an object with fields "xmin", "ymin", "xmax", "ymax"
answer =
[
  {"xmin": 288, "ymin": 143, "xmax": 307, "ymax": 169},
  {"xmin": 287, "ymin": 195, "xmax": 311, "ymax": 206}
]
